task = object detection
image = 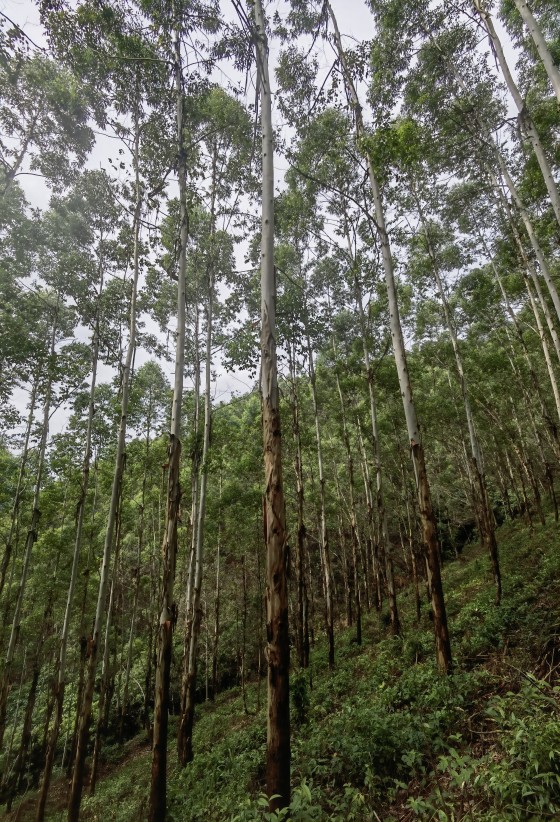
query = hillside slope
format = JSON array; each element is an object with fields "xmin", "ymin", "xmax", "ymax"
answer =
[{"xmin": 10, "ymin": 515, "xmax": 560, "ymax": 821}]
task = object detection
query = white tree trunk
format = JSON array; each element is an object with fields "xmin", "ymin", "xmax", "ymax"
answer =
[
  {"xmin": 474, "ymin": 0, "xmax": 560, "ymax": 229},
  {"xmin": 512, "ymin": 0, "xmax": 560, "ymax": 106},
  {"xmin": 326, "ymin": 0, "xmax": 452, "ymax": 672}
]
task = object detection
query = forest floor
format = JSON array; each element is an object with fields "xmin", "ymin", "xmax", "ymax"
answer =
[{"xmin": 6, "ymin": 511, "xmax": 560, "ymax": 821}]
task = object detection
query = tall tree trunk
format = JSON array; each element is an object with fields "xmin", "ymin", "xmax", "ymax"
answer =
[
  {"xmin": 473, "ymin": 0, "xmax": 560, "ymax": 230},
  {"xmin": 326, "ymin": 0, "xmax": 452, "ymax": 672},
  {"xmin": 211, "ymin": 491, "xmax": 221, "ymax": 700},
  {"xmin": 476, "ymin": 219, "xmax": 560, "ymax": 432},
  {"xmin": 67, "ymin": 459, "xmax": 99, "ymax": 778},
  {"xmin": 253, "ymin": 0, "xmax": 290, "ymax": 808},
  {"xmin": 493, "ymin": 174, "xmax": 560, "ymax": 364},
  {"xmin": 288, "ymin": 342, "xmax": 309, "ymax": 668},
  {"xmin": 426, "ymin": 30, "xmax": 560, "ymax": 326},
  {"xmin": 89, "ymin": 511, "xmax": 122, "ymax": 796},
  {"xmin": 511, "ymin": 0, "xmax": 560, "ymax": 105},
  {"xmin": 120, "ymin": 426, "xmax": 149, "ymax": 740},
  {"xmin": 347, "ymin": 225, "xmax": 400, "ymax": 633},
  {"xmin": 333, "ymin": 358, "xmax": 362, "ymax": 645},
  {"xmin": 149, "ymin": 14, "xmax": 188, "ymax": 817},
  {"xmin": 0, "ymin": 308, "xmax": 58, "ymax": 752},
  {"xmin": 0, "ymin": 374, "xmax": 38, "ymax": 599},
  {"xmin": 177, "ymin": 262, "xmax": 213, "ymax": 766},
  {"xmin": 182, "ymin": 299, "xmax": 200, "ymax": 675},
  {"xmin": 416, "ymin": 201, "xmax": 501, "ymax": 604},
  {"xmin": 37, "ymin": 219, "xmax": 108, "ymax": 820},
  {"xmin": 68, "ymin": 158, "xmax": 140, "ymax": 822},
  {"xmin": 307, "ymin": 342, "xmax": 334, "ymax": 668}
]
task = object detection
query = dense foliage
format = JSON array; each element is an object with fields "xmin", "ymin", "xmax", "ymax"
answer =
[{"xmin": 0, "ymin": 0, "xmax": 559, "ymax": 818}]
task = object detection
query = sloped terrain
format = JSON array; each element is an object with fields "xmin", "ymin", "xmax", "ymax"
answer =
[{"xmin": 9, "ymin": 515, "xmax": 560, "ymax": 821}]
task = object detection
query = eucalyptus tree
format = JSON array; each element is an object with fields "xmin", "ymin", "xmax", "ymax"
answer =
[
  {"xmin": 347, "ymin": 238, "xmax": 401, "ymax": 632},
  {"xmin": 178, "ymin": 216, "xmax": 236, "ymax": 764},
  {"xmin": 500, "ymin": 0, "xmax": 560, "ymax": 107},
  {"xmin": 35, "ymin": 169, "xmax": 125, "ymax": 821},
  {"xmin": 274, "ymin": 184, "xmax": 329, "ymax": 667},
  {"xmin": 401, "ymin": 8, "xmax": 560, "ymax": 332},
  {"xmin": 469, "ymin": 0, "xmax": 560, "ymax": 231},
  {"xmin": 282, "ymin": 0, "xmax": 453, "ymax": 672},
  {"xmin": 253, "ymin": 0, "xmax": 290, "ymax": 807},
  {"xmin": 0, "ymin": 15, "xmax": 96, "ymax": 194},
  {"xmin": 0, "ymin": 292, "xmax": 77, "ymax": 752},
  {"xmin": 177, "ymin": 86, "xmax": 252, "ymax": 766},
  {"xmin": 411, "ymin": 208, "xmax": 502, "ymax": 602},
  {"xmin": 148, "ymin": 0, "xmax": 220, "ymax": 815},
  {"xmin": 119, "ymin": 361, "xmax": 169, "ymax": 738}
]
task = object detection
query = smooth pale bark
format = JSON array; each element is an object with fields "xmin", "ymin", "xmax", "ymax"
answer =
[
  {"xmin": 211, "ymin": 479, "xmax": 221, "ymax": 699},
  {"xmin": 475, "ymin": 219, "xmax": 560, "ymax": 432},
  {"xmin": 120, "ymin": 425, "xmax": 149, "ymax": 739},
  {"xmin": 37, "ymin": 236, "xmax": 107, "ymax": 822},
  {"xmin": 149, "ymin": 15, "xmax": 188, "ymax": 818},
  {"xmin": 178, "ymin": 138, "xmax": 219, "ymax": 763},
  {"xmin": 90, "ymin": 521, "xmax": 121, "ymax": 796},
  {"xmin": 0, "ymin": 375, "xmax": 37, "ymax": 599},
  {"xmin": 307, "ymin": 341, "xmax": 334, "ymax": 668},
  {"xmin": 254, "ymin": 0, "xmax": 290, "ymax": 808},
  {"xmin": 326, "ymin": 0, "xmax": 452, "ymax": 672},
  {"xmin": 182, "ymin": 300, "xmax": 200, "ymax": 675},
  {"xmin": 347, "ymin": 229, "xmax": 400, "ymax": 633},
  {"xmin": 68, "ymin": 178, "xmax": 140, "ymax": 822},
  {"xmin": 511, "ymin": 0, "xmax": 560, "ymax": 105},
  {"xmin": 0, "ymin": 310, "xmax": 58, "ymax": 752},
  {"xmin": 493, "ymin": 177, "xmax": 560, "ymax": 366},
  {"xmin": 525, "ymin": 281, "xmax": 560, "ymax": 427},
  {"xmin": 473, "ymin": 0, "xmax": 560, "ymax": 229},
  {"xmin": 416, "ymin": 203, "xmax": 501, "ymax": 604},
  {"xmin": 288, "ymin": 344, "xmax": 309, "ymax": 668},
  {"xmin": 427, "ymin": 31, "xmax": 560, "ymax": 324},
  {"xmin": 177, "ymin": 268, "xmax": 213, "ymax": 765},
  {"xmin": 333, "ymin": 342, "xmax": 362, "ymax": 645},
  {"xmin": 494, "ymin": 161, "xmax": 560, "ymax": 327}
]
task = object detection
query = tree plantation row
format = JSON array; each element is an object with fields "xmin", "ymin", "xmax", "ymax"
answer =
[{"xmin": 0, "ymin": 0, "xmax": 559, "ymax": 818}]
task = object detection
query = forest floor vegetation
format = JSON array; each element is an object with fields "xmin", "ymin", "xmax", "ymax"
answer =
[{"xmin": 6, "ymin": 513, "xmax": 560, "ymax": 821}]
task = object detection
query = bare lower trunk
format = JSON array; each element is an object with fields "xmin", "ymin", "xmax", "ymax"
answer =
[
  {"xmin": 90, "ymin": 516, "xmax": 121, "ymax": 795},
  {"xmin": 416, "ymin": 200, "xmax": 500, "ymax": 604},
  {"xmin": 0, "ymin": 310, "xmax": 58, "ymax": 751},
  {"xmin": 288, "ymin": 344, "xmax": 309, "ymax": 668},
  {"xmin": 149, "ymin": 16, "xmax": 188, "ymax": 816},
  {"xmin": 69, "ymin": 176, "xmax": 139, "ymax": 822},
  {"xmin": 326, "ymin": 0, "xmax": 451, "ymax": 672},
  {"xmin": 177, "ymin": 149, "xmax": 216, "ymax": 767},
  {"xmin": 37, "ymin": 239, "xmax": 107, "ymax": 819},
  {"xmin": 307, "ymin": 342, "xmax": 334, "ymax": 668},
  {"xmin": 333, "ymin": 347, "xmax": 362, "ymax": 645},
  {"xmin": 254, "ymin": 0, "xmax": 290, "ymax": 807},
  {"xmin": 0, "ymin": 375, "xmax": 37, "ymax": 599}
]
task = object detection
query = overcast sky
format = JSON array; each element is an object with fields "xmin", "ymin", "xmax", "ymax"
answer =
[{"xmin": 2, "ymin": 0, "xmax": 520, "ymax": 439}]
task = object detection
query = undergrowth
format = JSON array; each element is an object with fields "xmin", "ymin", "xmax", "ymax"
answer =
[{"xmin": 23, "ymin": 515, "xmax": 560, "ymax": 821}]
